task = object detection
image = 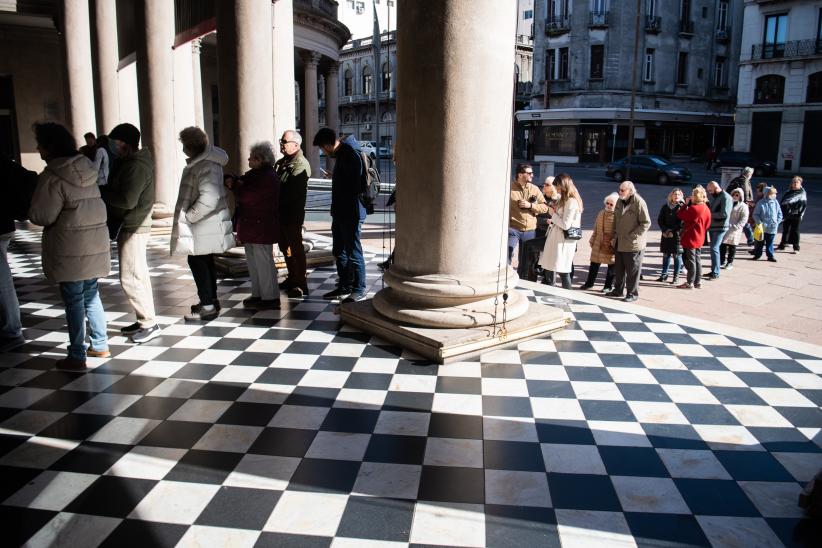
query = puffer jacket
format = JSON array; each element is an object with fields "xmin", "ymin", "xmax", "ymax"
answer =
[
  {"xmin": 102, "ymin": 148, "xmax": 155, "ymax": 234},
  {"xmin": 28, "ymin": 154, "xmax": 111, "ymax": 282},
  {"xmin": 780, "ymin": 188, "xmax": 807, "ymax": 219},
  {"xmin": 614, "ymin": 193, "xmax": 651, "ymax": 252},
  {"xmin": 589, "ymin": 208, "xmax": 615, "ymax": 265},
  {"xmin": 754, "ymin": 196, "xmax": 783, "ymax": 235},
  {"xmin": 170, "ymin": 146, "xmax": 235, "ymax": 256},
  {"xmin": 722, "ymin": 197, "xmax": 750, "ymax": 245}
]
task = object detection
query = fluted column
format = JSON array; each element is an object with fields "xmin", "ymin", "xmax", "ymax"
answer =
[
  {"xmin": 217, "ymin": 0, "xmax": 275, "ymax": 175},
  {"xmin": 134, "ymin": 0, "xmax": 176, "ymax": 215},
  {"xmin": 301, "ymin": 51, "xmax": 321, "ymax": 175},
  {"xmin": 191, "ymin": 38, "xmax": 204, "ymax": 129},
  {"xmin": 272, "ymin": 0, "xmax": 296, "ymax": 137},
  {"xmin": 372, "ymin": 0, "xmax": 526, "ymax": 328},
  {"xmin": 93, "ymin": 0, "xmax": 119, "ymax": 133},
  {"xmin": 62, "ymin": 0, "xmax": 96, "ymax": 144},
  {"xmin": 325, "ymin": 62, "xmax": 340, "ymax": 134}
]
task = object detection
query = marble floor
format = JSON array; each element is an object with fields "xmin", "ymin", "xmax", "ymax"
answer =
[{"xmin": 2, "ymin": 227, "xmax": 821, "ymax": 547}]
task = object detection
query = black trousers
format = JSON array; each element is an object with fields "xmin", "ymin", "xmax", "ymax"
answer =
[
  {"xmin": 719, "ymin": 243, "xmax": 736, "ymax": 265},
  {"xmin": 683, "ymin": 248, "xmax": 701, "ymax": 285},
  {"xmin": 584, "ymin": 263, "xmax": 614, "ymax": 289},
  {"xmin": 188, "ymin": 254, "xmax": 218, "ymax": 306},
  {"xmin": 612, "ymin": 251, "xmax": 643, "ymax": 297},
  {"xmin": 780, "ymin": 216, "xmax": 801, "ymax": 249}
]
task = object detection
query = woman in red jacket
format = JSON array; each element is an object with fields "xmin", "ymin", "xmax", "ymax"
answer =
[
  {"xmin": 226, "ymin": 142, "xmax": 281, "ymax": 309},
  {"xmin": 676, "ymin": 185, "xmax": 712, "ymax": 289}
]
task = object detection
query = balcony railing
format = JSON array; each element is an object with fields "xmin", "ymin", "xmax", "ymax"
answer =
[
  {"xmin": 546, "ymin": 16, "xmax": 571, "ymax": 35},
  {"xmin": 751, "ymin": 39, "xmax": 822, "ymax": 60},
  {"xmin": 589, "ymin": 11, "xmax": 609, "ymax": 28},
  {"xmin": 341, "ymin": 90, "xmax": 396, "ymax": 104},
  {"xmin": 679, "ymin": 19, "xmax": 694, "ymax": 35},
  {"xmin": 716, "ymin": 27, "xmax": 730, "ymax": 42},
  {"xmin": 645, "ymin": 15, "xmax": 661, "ymax": 33}
]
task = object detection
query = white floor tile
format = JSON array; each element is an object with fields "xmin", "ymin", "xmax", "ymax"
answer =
[{"xmin": 410, "ymin": 502, "xmax": 486, "ymax": 547}]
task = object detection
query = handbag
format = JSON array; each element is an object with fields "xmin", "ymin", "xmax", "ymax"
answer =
[{"xmin": 564, "ymin": 227, "xmax": 583, "ymax": 240}]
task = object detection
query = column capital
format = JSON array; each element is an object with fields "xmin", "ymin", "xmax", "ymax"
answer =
[
  {"xmin": 326, "ymin": 61, "xmax": 340, "ymax": 75},
  {"xmin": 301, "ymin": 51, "xmax": 322, "ymax": 68}
]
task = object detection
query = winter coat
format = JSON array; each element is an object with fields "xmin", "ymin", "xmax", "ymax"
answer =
[
  {"xmin": 276, "ymin": 149, "xmax": 311, "ymax": 227},
  {"xmin": 28, "ymin": 154, "xmax": 110, "ymax": 282},
  {"xmin": 1, "ymin": 159, "xmax": 37, "ymax": 235},
  {"xmin": 657, "ymin": 202, "xmax": 683, "ymax": 255},
  {"xmin": 722, "ymin": 200, "xmax": 749, "ymax": 245},
  {"xmin": 102, "ymin": 148, "xmax": 155, "ymax": 234},
  {"xmin": 676, "ymin": 203, "xmax": 711, "ymax": 250},
  {"xmin": 726, "ymin": 176, "xmax": 753, "ymax": 202},
  {"xmin": 510, "ymin": 181, "xmax": 549, "ymax": 232},
  {"xmin": 233, "ymin": 165, "xmax": 280, "ymax": 245},
  {"xmin": 331, "ymin": 135, "xmax": 366, "ymax": 224},
  {"xmin": 170, "ymin": 146, "xmax": 235, "ymax": 256},
  {"xmin": 589, "ymin": 208, "xmax": 615, "ymax": 265},
  {"xmin": 753, "ymin": 197, "xmax": 783, "ymax": 235},
  {"xmin": 708, "ymin": 190, "xmax": 732, "ymax": 231},
  {"xmin": 613, "ymin": 193, "xmax": 651, "ymax": 252},
  {"xmin": 780, "ymin": 188, "xmax": 807, "ymax": 219},
  {"xmin": 539, "ymin": 198, "xmax": 580, "ymax": 274}
]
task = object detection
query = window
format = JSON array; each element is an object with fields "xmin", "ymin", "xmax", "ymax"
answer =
[
  {"xmin": 677, "ymin": 52, "xmax": 688, "ymax": 85},
  {"xmin": 344, "ymin": 69, "xmax": 353, "ymax": 96},
  {"xmin": 644, "ymin": 49, "xmax": 654, "ymax": 82},
  {"xmin": 591, "ymin": 0, "xmax": 607, "ymax": 13},
  {"xmin": 680, "ymin": 0, "xmax": 690, "ymax": 21},
  {"xmin": 558, "ymin": 47, "xmax": 569, "ymax": 79},
  {"xmin": 546, "ymin": 48, "xmax": 568, "ymax": 80},
  {"xmin": 343, "ymin": 113, "xmax": 354, "ymax": 123},
  {"xmin": 523, "ymin": 9, "xmax": 533, "ymax": 19},
  {"xmin": 763, "ymin": 14, "xmax": 788, "ymax": 58},
  {"xmin": 714, "ymin": 57, "xmax": 726, "ymax": 87},
  {"xmin": 546, "ymin": 49, "xmax": 556, "ymax": 80},
  {"xmin": 590, "ymin": 45, "xmax": 604, "ymax": 79},
  {"xmin": 647, "ymin": 0, "xmax": 656, "ymax": 18},
  {"xmin": 381, "ymin": 62, "xmax": 391, "ymax": 93},
  {"xmin": 717, "ymin": 0, "xmax": 728, "ymax": 31},
  {"xmin": 362, "ymin": 65, "xmax": 373, "ymax": 96},
  {"xmin": 754, "ymin": 75, "xmax": 785, "ymax": 104},
  {"xmin": 549, "ymin": 0, "xmax": 570, "ymax": 20},
  {"xmin": 807, "ymin": 72, "xmax": 822, "ymax": 102}
]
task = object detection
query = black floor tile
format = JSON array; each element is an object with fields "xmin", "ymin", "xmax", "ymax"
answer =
[
  {"xmin": 428, "ymin": 413, "xmax": 483, "ymax": 440},
  {"xmin": 164, "ymin": 449, "xmax": 244, "ymax": 484},
  {"xmin": 27, "ymin": 390, "xmax": 97, "ymax": 413},
  {"xmin": 37, "ymin": 413, "xmax": 112, "ymax": 440},
  {"xmin": 1, "ymin": 505, "xmax": 58, "ymax": 547},
  {"xmin": 65, "ymin": 476, "xmax": 157, "ymax": 517},
  {"xmin": 284, "ymin": 387, "xmax": 339, "ymax": 408},
  {"xmin": 104, "ymin": 375, "xmax": 166, "ymax": 395},
  {"xmin": 120, "ymin": 397, "xmax": 185, "ymax": 420},
  {"xmin": 713, "ymin": 450, "xmax": 794, "ymax": 481},
  {"xmin": 484, "ymin": 440, "xmax": 545, "ymax": 472},
  {"xmin": 195, "ymin": 486, "xmax": 282, "ymax": 529},
  {"xmin": 547, "ymin": 473, "xmax": 621, "ymax": 511},
  {"xmin": 216, "ymin": 401, "xmax": 280, "ymax": 427},
  {"xmin": 191, "ymin": 382, "xmax": 248, "ymax": 401},
  {"xmin": 51, "ymin": 442, "xmax": 131, "ymax": 474},
  {"xmin": 254, "ymin": 532, "xmax": 331, "ymax": 548},
  {"xmin": 436, "ymin": 377, "xmax": 482, "ymax": 395},
  {"xmin": 485, "ymin": 505, "xmax": 560, "ymax": 548},
  {"xmin": 580, "ymin": 400, "xmax": 636, "ymax": 422},
  {"xmin": 526, "ymin": 380, "xmax": 575, "ymax": 399},
  {"xmin": 336, "ymin": 495, "xmax": 414, "ymax": 542},
  {"xmin": 599, "ymin": 446, "xmax": 670, "ymax": 477},
  {"xmin": 482, "ymin": 396, "xmax": 534, "ymax": 418},
  {"xmin": 364, "ymin": 434, "xmax": 427, "ymax": 465},
  {"xmin": 288, "ymin": 458, "xmax": 360, "ymax": 494},
  {"xmin": 382, "ymin": 391, "xmax": 434, "ymax": 413},
  {"xmin": 535, "ymin": 419, "xmax": 596, "ymax": 445},
  {"xmin": 320, "ymin": 408, "xmax": 379, "ymax": 434},
  {"xmin": 674, "ymin": 478, "xmax": 759, "ymax": 517},
  {"xmin": 248, "ymin": 427, "xmax": 317, "ymax": 458},
  {"xmin": 99, "ymin": 519, "xmax": 188, "ymax": 548},
  {"xmin": 138, "ymin": 420, "xmax": 212, "ymax": 449},
  {"xmin": 417, "ymin": 465, "xmax": 485, "ymax": 504}
]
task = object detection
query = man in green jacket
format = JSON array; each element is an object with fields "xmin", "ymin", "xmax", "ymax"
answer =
[
  {"xmin": 101, "ymin": 123, "xmax": 160, "ymax": 343},
  {"xmin": 607, "ymin": 180, "xmax": 651, "ymax": 303},
  {"xmin": 276, "ymin": 130, "xmax": 311, "ymax": 298}
]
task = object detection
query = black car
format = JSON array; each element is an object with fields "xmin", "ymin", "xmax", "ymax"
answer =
[
  {"xmin": 606, "ymin": 155, "xmax": 692, "ymax": 185},
  {"xmin": 713, "ymin": 151, "xmax": 776, "ymax": 177}
]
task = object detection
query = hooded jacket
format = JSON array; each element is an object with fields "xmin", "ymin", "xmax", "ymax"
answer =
[
  {"xmin": 780, "ymin": 188, "xmax": 807, "ymax": 219},
  {"xmin": 722, "ymin": 191, "xmax": 750, "ymax": 246},
  {"xmin": 170, "ymin": 146, "xmax": 235, "ymax": 256},
  {"xmin": 102, "ymin": 148, "xmax": 155, "ymax": 234},
  {"xmin": 28, "ymin": 154, "xmax": 111, "ymax": 282},
  {"xmin": 331, "ymin": 135, "xmax": 366, "ymax": 223},
  {"xmin": 753, "ymin": 196, "xmax": 783, "ymax": 234}
]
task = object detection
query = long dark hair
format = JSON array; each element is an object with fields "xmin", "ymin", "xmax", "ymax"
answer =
[{"xmin": 34, "ymin": 123, "xmax": 78, "ymax": 161}]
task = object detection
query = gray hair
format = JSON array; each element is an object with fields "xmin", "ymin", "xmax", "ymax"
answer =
[
  {"xmin": 604, "ymin": 192, "xmax": 618, "ymax": 205},
  {"xmin": 743, "ymin": 166, "xmax": 754, "ymax": 176},
  {"xmin": 249, "ymin": 141, "xmax": 276, "ymax": 166},
  {"xmin": 283, "ymin": 130, "xmax": 302, "ymax": 146},
  {"xmin": 620, "ymin": 180, "xmax": 636, "ymax": 196},
  {"xmin": 179, "ymin": 126, "xmax": 208, "ymax": 156}
]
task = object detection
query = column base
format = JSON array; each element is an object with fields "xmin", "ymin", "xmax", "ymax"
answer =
[{"xmin": 340, "ymin": 298, "xmax": 570, "ymax": 364}]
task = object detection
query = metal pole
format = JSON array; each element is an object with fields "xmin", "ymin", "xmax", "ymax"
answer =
[{"xmin": 626, "ymin": 0, "xmax": 641, "ymax": 180}]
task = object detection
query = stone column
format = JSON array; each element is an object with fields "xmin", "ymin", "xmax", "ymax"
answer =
[
  {"xmin": 217, "ymin": 0, "xmax": 275, "ymax": 175},
  {"xmin": 272, "ymin": 0, "xmax": 296, "ymax": 138},
  {"xmin": 191, "ymin": 38, "xmax": 205, "ymax": 129},
  {"xmin": 62, "ymin": 0, "xmax": 96, "ymax": 144},
  {"xmin": 373, "ymin": 0, "xmax": 528, "ymax": 328},
  {"xmin": 134, "ymin": 0, "xmax": 176, "ymax": 215},
  {"xmin": 93, "ymin": 0, "xmax": 119, "ymax": 134},
  {"xmin": 301, "ymin": 51, "xmax": 321, "ymax": 175},
  {"xmin": 325, "ymin": 62, "xmax": 340, "ymax": 134}
]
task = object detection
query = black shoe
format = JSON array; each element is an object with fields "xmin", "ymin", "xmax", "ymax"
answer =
[
  {"xmin": 120, "ymin": 322, "xmax": 141, "ymax": 336},
  {"xmin": 0, "ymin": 336, "xmax": 26, "ymax": 353},
  {"xmin": 56, "ymin": 357, "xmax": 87, "ymax": 371},
  {"xmin": 130, "ymin": 324, "xmax": 162, "ymax": 343},
  {"xmin": 605, "ymin": 291, "xmax": 622, "ymax": 297},
  {"xmin": 279, "ymin": 280, "xmax": 295, "ymax": 290},
  {"xmin": 185, "ymin": 304, "xmax": 218, "ymax": 322},
  {"xmin": 342, "ymin": 292, "xmax": 368, "ymax": 303},
  {"xmin": 777, "ymin": 244, "xmax": 786, "ymax": 250},
  {"xmin": 286, "ymin": 286, "xmax": 306, "ymax": 298},
  {"xmin": 794, "ymin": 246, "xmax": 800, "ymax": 253},
  {"xmin": 623, "ymin": 295, "xmax": 638, "ymax": 303},
  {"xmin": 323, "ymin": 287, "xmax": 351, "ymax": 300},
  {"xmin": 655, "ymin": 275, "xmax": 666, "ymax": 282},
  {"xmin": 601, "ymin": 286, "xmax": 613, "ymax": 293},
  {"xmin": 257, "ymin": 299, "xmax": 281, "ymax": 310},
  {"xmin": 671, "ymin": 277, "xmax": 679, "ymax": 285},
  {"xmin": 767, "ymin": 257, "xmax": 777, "ymax": 263},
  {"xmin": 704, "ymin": 273, "xmax": 719, "ymax": 280},
  {"xmin": 579, "ymin": 284, "xmax": 593, "ymax": 290},
  {"xmin": 243, "ymin": 296, "xmax": 262, "ymax": 308}
]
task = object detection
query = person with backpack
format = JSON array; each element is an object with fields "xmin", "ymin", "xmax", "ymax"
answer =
[{"xmin": 313, "ymin": 127, "xmax": 368, "ymax": 302}]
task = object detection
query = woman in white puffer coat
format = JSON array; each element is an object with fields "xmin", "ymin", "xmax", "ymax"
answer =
[{"xmin": 171, "ymin": 127, "xmax": 235, "ymax": 322}]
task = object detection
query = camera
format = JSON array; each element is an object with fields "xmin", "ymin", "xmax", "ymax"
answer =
[{"xmin": 528, "ymin": 195, "xmax": 538, "ymax": 203}]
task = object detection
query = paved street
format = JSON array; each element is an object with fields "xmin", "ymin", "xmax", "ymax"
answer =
[{"xmin": 310, "ymin": 161, "xmax": 822, "ymax": 345}]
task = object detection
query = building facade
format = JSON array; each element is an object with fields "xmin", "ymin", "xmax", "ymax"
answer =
[
  {"xmin": 734, "ymin": 0, "xmax": 822, "ymax": 174},
  {"xmin": 521, "ymin": 0, "xmax": 743, "ymax": 164}
]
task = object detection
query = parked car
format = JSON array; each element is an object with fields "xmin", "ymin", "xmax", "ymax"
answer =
[
  {"xmin": 606, "ymin": 155, "xmax": 692, "ymax": 185},
  {"xmin": 713, "ymin": 151, "xmax": 776, "ymax": 176},
  {"xmin": 378, "ymin": 146, "xmax": 392, "ymax": 158},
  {"xmin": 358, "ymin": 141, "xmax": 377, "ymax": 159}
]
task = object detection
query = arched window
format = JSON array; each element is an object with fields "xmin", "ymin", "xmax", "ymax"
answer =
[
  {"xmin": 361, "ymin": 113, "xmax": 373, "ymax": 124},
  {"xmin": 382, "ymin": 62, "xmax": 391, "ymax": 92},
  {"xmin": 344, "ymin": 113, "xmax": 354, "ymax": 124},
  {"xmin": 381, "ymin": 111, "xmax": 392, "ymax": 123},
  {"xmin": 754, "ymin": 75, "xmax": 785, "ymax": 104},
  {"xmin": 344, "ymin": 69, "xmax": 353, "ymax": 96},
  {"xmin": 808, "ymin": 71, "xmax": 822, "ymax": 103},
  {"xmin": 362, "ymin": 65, "xmax": 373, "ymax": 96}
]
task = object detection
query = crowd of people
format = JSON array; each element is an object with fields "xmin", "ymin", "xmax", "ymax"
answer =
[
  {"xmin": 0, "ymin": 122, "xmax": 369, "ymax": 371},
  {"xmin": 510, "ymin": 163, "xmax": 808, "ymax": 299}
]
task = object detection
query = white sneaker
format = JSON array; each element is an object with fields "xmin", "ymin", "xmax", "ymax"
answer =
[{"xmin": 130, "ymin": 325, "xmax": 162, "ymax": 344}]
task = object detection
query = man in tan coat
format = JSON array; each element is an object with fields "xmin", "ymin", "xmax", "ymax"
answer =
[
  {"xmin": 608, "ymin": 181, "xmax": 651, "ymax": 302},
  {"xmin": 509, "ymin": 163, "xmax": 549, "ymax": 277}
]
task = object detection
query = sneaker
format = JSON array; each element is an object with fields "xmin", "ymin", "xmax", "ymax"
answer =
[
  {"xmin": 655, "ymin": 275, "xmax": 666, "ymax": 282},
  {"xmin": 704, "ymin": 273, "xmax": 719, "ymax": 280},
  {"xmin": 130, "ymin": 324, "xmax": 162, "ymax": 343},
  {"xmin": 86, "ymin": 348, "xmax": 111, "ymax": 358},
  {"xmin": 243, "ymin": 296, "xmax": 262, "ymax": 308},
  {"xmin": 767, "ymin": 257, "xmax": 777, "ymax": 263},
  {"xmin": 342, "ymin": 292, "xmax": 368, "ymax": 303},
  {"xmin": 56, "ymin": 357, "xmax": 87, "ymax": 371},
  {"xmin": 677, "ymin": 282, "xmax": 693, "ymax": 289},
  {"xmin": 120, "ymin": 322, "xmax": 141, "ymax": 336},
  {"xmin": 323, "ymin": 287, "xmax": 351, "ymax": 300},
  {"xmin": 0, "ymin": 336, "xmax": 26, "ymax": 353},
  {"xmin": 185, "ymin": 305, "xmax": 218, "ymax": 322},
  {"xmin": 724, "ymin": 263, "xmax": 734, "ymax": 270},
  {"xmin": 794, "ymin": 246, "xmax": 800, "ymax": 252},
  {"xmin": 622, "ymin": 295, "xmax": 638, "ymax": 303},
  {"xmin": 601, "ymin": 286, "xmax": 613, "ymax": 293}
]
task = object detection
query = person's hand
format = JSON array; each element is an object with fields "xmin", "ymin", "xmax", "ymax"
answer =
[
  {"xmin": 223, "ymin": 176, "xmax": 234, "ymax": 190},
  {"xmin": 517, "ymin": 199, "xmax": 530, "ymax": 209}
]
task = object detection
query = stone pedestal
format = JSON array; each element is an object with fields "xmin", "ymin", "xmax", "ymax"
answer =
[
  {"xmin": 62, "ymin": 0, "xmax": 96, "ymax": 143},
  {"xmin": 93, "ymin": 0, "xmax": 119, "ymax": 134},
  {"xmin": 302, "ymin": 52, "xmax": 321, "ymax": 175}
]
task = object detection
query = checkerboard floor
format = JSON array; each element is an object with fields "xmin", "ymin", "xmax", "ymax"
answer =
[{"xmin": 2, "ymin": 227, "xmax": 821, "ymax": 547}]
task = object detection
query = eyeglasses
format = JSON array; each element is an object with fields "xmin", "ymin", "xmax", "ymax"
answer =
[
  {"xmin": 522, "ymin": 171, "xmax": 534, "ymax": 175},
  {"xmin": 279, "ymin": 139, "xmax": 295, "ymax": 145}
]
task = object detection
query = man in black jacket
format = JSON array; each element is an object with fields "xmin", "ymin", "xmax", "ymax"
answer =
[
  {"xmin": 1, "ymin": 158, "xmax": 37, "ymax": 352},
  {"xmin": 313, "ymin": 128, "xmax": 367, "ymax": 301}
]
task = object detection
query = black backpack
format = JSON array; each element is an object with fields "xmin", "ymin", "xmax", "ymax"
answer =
[{"xmin": 357, "ymin": 150, "xmax": 381, "ymax": 215}]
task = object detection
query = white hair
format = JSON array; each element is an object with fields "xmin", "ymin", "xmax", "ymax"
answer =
[
  {"xmin": 249, "ymin": 141, "xmax": 276, "ymax": 165},
  {"xmin": 283, "ymin": 130, "xmax": 302, "ymax": 146},
  {"xmin": 743, "ymin": 166, "xmax": 754, "ymax": 176},
  {"xmin": 620, "ymin": 181, "xmax": 636, "ymax": 196},
  {"xmin": 604, "ymin": 192, "xmax": 618, "ymax": 205}
]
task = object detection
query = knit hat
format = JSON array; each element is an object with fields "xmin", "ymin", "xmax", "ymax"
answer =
[{"xmin": 108, "ymin": 123, "xmax": 141, "ymax": 149}]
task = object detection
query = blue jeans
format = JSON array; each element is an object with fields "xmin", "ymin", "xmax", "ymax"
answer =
[
  {"xmin": 660, "ymin": 252, "xmax": 682, "ymax": 278},
  {"xmin": 59, "ymin": 279, "xmax": 108, "ymax": 360},
  {"xmin": 753, "ymin": 232, "xmax": 776, "ymax": 260},
  {"xmin": 0, "ymin": 235, "xmax": 23, "ymax": 343},
  {"xmin": 331, "ymin": 219, "xmax": 366, "ymax": 293},
  {"xmin": 507, "ymin": 228, "xmax": 536, "ymax": 277},
  {"xmin": 743, "ymin": 224, "xmax": 753, "ymax": 244},
  {"xmin": 708, "ymin": 230, "xmax": 727, "ymax": 277}
]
